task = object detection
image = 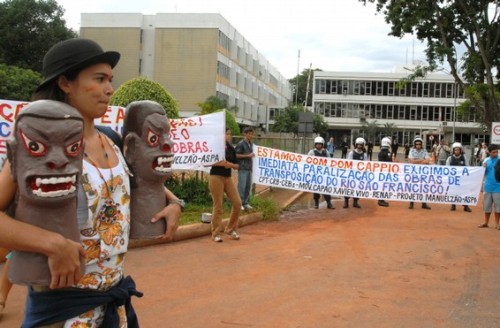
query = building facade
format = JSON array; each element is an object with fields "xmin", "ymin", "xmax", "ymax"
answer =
[
  {"xmin": 80, "ymin": 13, "xmax": 292, "ymax": 127},
  {"xmin": 312, "ymin": 68, "xmax": 487, "ymax": 150}
]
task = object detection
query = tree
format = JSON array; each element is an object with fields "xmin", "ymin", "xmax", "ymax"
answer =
[
  {"xmin": 361, "ymin": 120, "xmax": 380, "ymax": 143},
  {"xmin": 271, "ymin": 104, "xmax": 328, "ymax": 135},
  {"xmin": 0, "ymin": 0, "xmax": 77, "ymax": 72},
  {"xmin": 359, "ymin": 0, "xmax": 499, "ymax": 130},
  {"xmin": 197, "ymin": 96, "xmax": 240, "ymax": 135},
  {"xmin": 0, "ymin": 64, "xmax": 42, "ymax": 101},
  {"xmin": 289, "ymin": 68, "xmax": 322, "ymax": 107},
  {"xmin": 110, "ymin": 77, "xmax": 180, "ymax": 118}
]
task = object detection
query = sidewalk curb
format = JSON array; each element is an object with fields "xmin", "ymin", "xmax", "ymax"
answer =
[
  {"xmin": 129, "ymin": 189, "xmax": 304, "ymax": 249},
  {"xmin": 129, "ymin": 212, "xmax": 263, "ymax": 248}
]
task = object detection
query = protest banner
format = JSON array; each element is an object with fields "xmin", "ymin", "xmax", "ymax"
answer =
[
  {"xmin": 253, "ymin": 145, "xmax": 484, "ymax": 205},
  {"xmin": 0, "ymin": 99, "xmax": 225, "ymax": 171}
]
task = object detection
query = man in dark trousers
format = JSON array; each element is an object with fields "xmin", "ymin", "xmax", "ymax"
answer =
[
  {"xmin": 308, "ymin": 137, "xmax": 334, "ymax": 209},
  {"xmin": 377, "ymin": 137, "xmax": 392, "ymax": 207},
  {"xmin": 341, "ymin": 139, "xmax": 349, "ymax": 159}
]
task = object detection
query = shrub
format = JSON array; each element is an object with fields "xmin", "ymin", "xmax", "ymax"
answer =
[{"xmin": 110, "ymin": 77, "xmax": 179, "ymax": 118}]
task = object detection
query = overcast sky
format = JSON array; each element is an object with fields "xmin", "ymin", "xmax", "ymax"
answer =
[{"xmin": 56, "ymin": 0, "xmax": 427, "ymax": 79}]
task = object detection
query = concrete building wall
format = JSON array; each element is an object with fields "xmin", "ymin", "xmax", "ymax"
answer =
[
  {"xmin": 154, "ymin": 28, "xmax": 218, "ymax": 112},
  {"xmin": 80, "ymin": 12, "xmax": 292, "ymax": 125}
]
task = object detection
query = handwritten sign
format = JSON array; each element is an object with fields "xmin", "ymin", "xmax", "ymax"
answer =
[
  {"xmin": 0, "ymin": 99, "xmax": 225, "ymax": 171},
  {"xmin": 253, "ymin": 145, "xmax": 484, "ymax": 205}
]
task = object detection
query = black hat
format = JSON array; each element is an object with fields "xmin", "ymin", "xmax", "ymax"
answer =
[{"xmin": 36, "ymin": 38, "xmax": 120, "ymax": 92}]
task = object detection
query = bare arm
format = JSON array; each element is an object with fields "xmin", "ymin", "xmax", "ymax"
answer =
[
  {"xmin": 0, "ymin": 161, "xmax": 85, "ymax": 289},
  {"xmin": 150, "ymin": 187, "xmax": 182, "ymax": 241}
]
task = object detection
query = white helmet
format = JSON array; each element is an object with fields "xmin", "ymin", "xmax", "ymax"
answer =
[
  {"xmin": 381, "ymin": 137, "xmax": 391, "ymax": 148},
  {"xmin": 413, "ymin": 136, "xmax": 423, "ymax": 145},
  {"xmin": 314, "ymin": 136, "xmax": 325, "ymax": 145},
  {"xmin": 451, "ymin": 142, "xmax": 462, "ymax": 151},
  {"xmin": 355, "ymin": 137, "xmax": 366, "ymax": 146}
]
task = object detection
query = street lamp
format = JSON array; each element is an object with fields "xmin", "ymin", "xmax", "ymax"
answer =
[{"xmin": 452, "ymin": 81, "xmax": 457, "ymax": 142}]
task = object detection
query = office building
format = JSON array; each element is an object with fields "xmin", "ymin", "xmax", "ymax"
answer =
[
  {"xmin": 312, "ymin": 67, "xmax": 487, "ymax": 149},
  {"xmin": 80, "ymin": 13, "xmax": 292, "ymax": 128}
]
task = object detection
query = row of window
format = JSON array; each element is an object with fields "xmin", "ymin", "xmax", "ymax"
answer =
[
  {"xmin": 315, "ymin": 79, "xmax": 462, "ymax": 99},
  {"xmin": 314, "ymin": 102, "xmax": 477, "ymax": 122}
]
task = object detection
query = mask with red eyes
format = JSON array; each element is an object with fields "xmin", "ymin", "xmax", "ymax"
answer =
[
  {"xmin": 7, "ymin": 100, "xmax": 85, "ymax": 285},
  {"xmin": 123, "ymin": 100, "xmax": 174, "ymax": 239}
]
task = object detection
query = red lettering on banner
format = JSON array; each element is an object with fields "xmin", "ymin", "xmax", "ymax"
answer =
[
  {"xmin": 0, "ymin": 102, "xmax": 28, "ymax": 123},
  {"xmin": 0, "ymin": 139, "xmax": 7, "ymax": 155},
  {"xmin": 115, "ymin": 107, "xmax": 125, "ymax": 124},
  {"xmin": 170, "ymin": 118, "xmax": 201, "ymax": 129},
  {"xmin": 170, "ymin": 128, "xmax": 191, "ymax": 141},
  {"xmin": 172, "ymin": 141, "xmax": 209, "ymax": 153},
  {"xmin": 100, "ymin": 107, "xmax": 112, "ymax": 124}
]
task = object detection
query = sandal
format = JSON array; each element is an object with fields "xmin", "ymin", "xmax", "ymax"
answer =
[
  {"xmin": 478, "ymin": 223, "xmax": 488, "ymax": 228},
  {"xmin": 496, "ymin": 226, "xmax": 500, "ymax": 230}
]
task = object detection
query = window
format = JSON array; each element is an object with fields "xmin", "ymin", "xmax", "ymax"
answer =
[
  {"xmin": 388, "ymin": 82, "xmax": 394, "ymax": 96},
  {"xmin": 331, "ymin": 80, "xmax": 338, "ymax": 94}
]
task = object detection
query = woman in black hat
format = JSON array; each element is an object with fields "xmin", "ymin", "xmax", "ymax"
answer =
[{"xmin": 0, "ymin": 38, "xmax": 182, "ymax": 327}]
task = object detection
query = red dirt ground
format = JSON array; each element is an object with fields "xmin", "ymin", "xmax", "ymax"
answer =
[{"xmin": 2, "ymin": 189, "xmax": 500, "ymax": 327}]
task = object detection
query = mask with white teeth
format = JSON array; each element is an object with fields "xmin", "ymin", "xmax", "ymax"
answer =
[
  {"xmin": 7, "ymin": 100, "xmax": 85, "ymax": 285},
  {"xmin": 123, "ymin": 100, "xmax": 174, "ymax": 239}
]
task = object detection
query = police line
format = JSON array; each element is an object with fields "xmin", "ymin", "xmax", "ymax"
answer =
[{"xmin": 252, "ymin": 145, "xmax": 484, "ymax": 205}]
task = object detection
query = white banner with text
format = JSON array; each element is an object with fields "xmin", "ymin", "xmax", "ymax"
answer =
[
  {"xmin": 252, "ymin": 145, "xmax": 484, "ymax": 205},
  {"xmin": 0, "ymin": 99, "xmax": 225, "ymax": 171}
]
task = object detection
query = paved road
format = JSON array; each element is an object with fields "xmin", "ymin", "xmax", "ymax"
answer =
[{"xmin": 3, "ymin": 192, "xmax": 500, "ymax": 327}]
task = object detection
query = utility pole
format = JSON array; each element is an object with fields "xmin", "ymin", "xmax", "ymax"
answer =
[
  {"xmin": 303, "ymin": 63, "xmax": 312, "ymax": 112},
  {"xmin": 295, "ymin": 49, "xmax": 300, "ymax": 105}
]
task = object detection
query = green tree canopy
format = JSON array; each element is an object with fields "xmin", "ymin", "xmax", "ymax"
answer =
[
  {"xmin": 0, "ymin": 0, "xmax": 76, "ymax": 72},
  {"xmin": 0, "ymin": 64, "xmax": 42, "ymax": 101},
  {"xmin": 197, "ymin": 96, "xmax": 240, "ymax": 135},
  {"xmin": 110, "ymin": 77, "xmax": 180, "ymax": 118},
  {"xmin": 289, "ymin": 68, "xmax": 322, "ymax": 107},
  {"xmin": 271, "ymin": 104, "xmax": 328, "ymax": 136},
  {"xmin": 360, "ymin": 0, "xmax": 499, "ymax": 130}
]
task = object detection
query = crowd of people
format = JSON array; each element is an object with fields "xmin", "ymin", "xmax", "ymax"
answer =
[{"xmin": 0, "ymin": 37, "xmax": 498, "ymax": 326}]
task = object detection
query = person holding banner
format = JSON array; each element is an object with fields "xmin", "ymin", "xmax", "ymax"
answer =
[
  {"xmin": 408, "ymin": 136, "xmax": 432, "ymax": 210},
  {"xmin": 344, "ymin": 137, "xmax": 367, "ymax": 209},
  {"xmin": 236, "ymin": 127, "xmax": 255, "ymax": 210},
  {"xmin": 308, "ymin": 137, "xmax": 334, "ymax": 209},
  {"xmin": 0, "ymin": 38, "xmax": 183, "ymax": 327},
  {"xmin": 478, "ymin": 144, "xmax": 500, "ymax": 229},
  {"xmin": 446, "ymin": 143, "xmax": 472, "ymax": 212},
  {"xmin": 209, "ymin": 128, "xmax": 242, "ymax": 242},
  {"xmin": 377, "ymin": 137, "xmax": 392, "ymax": 207}
]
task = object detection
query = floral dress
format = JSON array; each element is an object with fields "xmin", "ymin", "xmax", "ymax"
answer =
[{"xmin": 65, "ymin": 142, "xmax": 132, "ymax": 327}]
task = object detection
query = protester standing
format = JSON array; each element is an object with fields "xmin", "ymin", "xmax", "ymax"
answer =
[
  {"xmin": 235, "ymin": 127, "xmax": 255, "ymax": 210},
  {"xmin": 377, "ymin": 137, "xmax": 392, "ymax": 207},
  {"xmin": 344, "ymin": 137, "xmax": 367, "ymax": 209},
  {"xmin": 478, "ymin": 144, "xmax": 500, "ymax": 229},
  {"xmin": 341, "ymin": 139, "xmax": 349, "ymax": 159},
  {"xmin": 0, "ymin": 38, "xmax": 182, "ymax": 327},
  {"xmin": 327, "ymin": 137, "xmax": 335, "ymax": 158},
  {"xmin": 408, "ymin": 136, "xmax": 432, "ymax": 210},
  {"xmin": 209, "ymin": 128, "xmax": 242, "ymax": 242},
  {"xmin": 308, "ymin": 137, "xmax": 334, "ymax": 209},
  {"xmin": 446, "ymin": 142, "xmax": 472, "ymax": 212},
  {"xmin": 435, "ymin": 139, "xmax": 451, "ymax": 165},
  {"xmin": 367, "ymin": 140, "xmax": 374, "ymax": 161}
]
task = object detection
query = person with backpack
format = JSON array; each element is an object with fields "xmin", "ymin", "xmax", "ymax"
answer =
[
  {"xmin": 478, "ymin": 144, "xmax": 500, "ymax": 229},
  {"xmin": 446, "ymin": 143, "xmax": 472, "ymax": 212},
  {"xmin": 435, "ymin": 139, "xmax": 451, "ymax": 165},
  {"xmin": 308, "ymin": 137, "xmax": 334, "ymax": 209}
]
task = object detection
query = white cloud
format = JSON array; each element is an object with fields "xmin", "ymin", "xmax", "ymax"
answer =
[{"xmin": 56, "ymin": 0, "xmax": 428, "ymax": 78}]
